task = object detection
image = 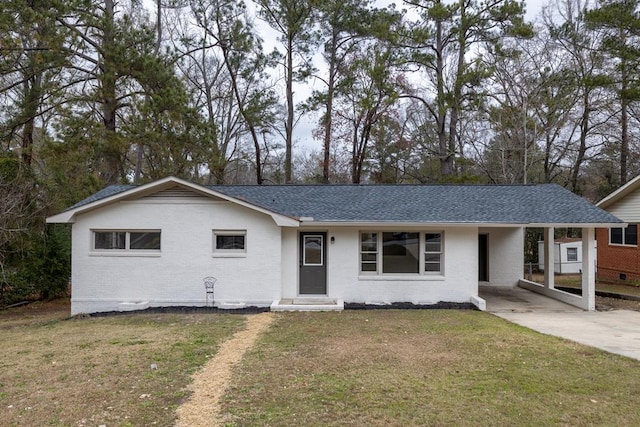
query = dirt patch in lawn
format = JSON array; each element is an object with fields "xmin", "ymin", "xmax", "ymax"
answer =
[
  {"xmin": 0, "ymin": 298, "xmax": 70, "ymax": 328},
  {"xmin": 175, "ymin": 312, "xmax": 275, "ymax": 427},
  {"xmin": 597, "ymin": 295, "xmax": 640, "ymax": 311}
]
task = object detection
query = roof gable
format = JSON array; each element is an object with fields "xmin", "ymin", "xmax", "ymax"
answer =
[
  {"xmin": 46, "ymin": 177, "xmax": 299, "ymax": 226},
  {"xmin": 597, "ymin": 175, "xmax": 640, "ymax": 223}
]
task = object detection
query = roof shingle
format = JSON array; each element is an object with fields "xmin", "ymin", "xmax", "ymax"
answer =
[{"xmin": 67, "ymin": 182, "xmax": 622, "ymax": 225}]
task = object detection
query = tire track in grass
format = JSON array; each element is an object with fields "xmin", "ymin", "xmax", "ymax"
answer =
[{"xmin": 175, "ymin": 312, "xmax": 275, "ymax": 427}]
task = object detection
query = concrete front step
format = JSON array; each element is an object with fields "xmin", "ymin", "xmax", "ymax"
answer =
[{"xmin": 271, "ymin": 298, "xmax": 344, "ymax": 312}]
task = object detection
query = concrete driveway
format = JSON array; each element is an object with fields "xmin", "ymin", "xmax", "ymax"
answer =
[{"xmin": 480, "ymin": 286, "xmax": 640, "ymax": 361}]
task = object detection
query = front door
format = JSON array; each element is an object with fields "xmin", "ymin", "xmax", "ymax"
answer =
[{"xmin": 299, "ymin": 232, "xmax": 327, "ymax": 295}]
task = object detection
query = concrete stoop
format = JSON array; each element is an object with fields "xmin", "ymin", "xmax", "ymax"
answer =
[{"xmin": 271, "ymin": 298, "xmax": 344, "ymax": 312}]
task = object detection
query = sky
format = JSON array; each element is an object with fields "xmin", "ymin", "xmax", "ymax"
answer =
[{"xmin": 141, "ymin": 0, "xmax": 548, "ymax": 153}]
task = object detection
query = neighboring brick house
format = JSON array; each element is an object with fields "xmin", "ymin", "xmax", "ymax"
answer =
[{"xmin": 597, "ymin": 176, "xmax": 640, "ymax": 282}]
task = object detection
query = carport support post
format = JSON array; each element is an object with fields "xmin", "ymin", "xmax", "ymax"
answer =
[
  {"xmin": 544, "ymin": 227, "xmax": 555, "ymax": 290},
  {"xmin": 581, "ymin": 227, "xmax": 596, "ymax": 311}
]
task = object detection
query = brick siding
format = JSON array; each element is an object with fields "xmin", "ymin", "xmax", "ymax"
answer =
[{"xmin": 596, "ymin": 227, "xmax": 640, "ymax": 281}]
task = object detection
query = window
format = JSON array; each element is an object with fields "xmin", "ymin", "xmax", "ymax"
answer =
[
  {"xmin": 93, "ymin": 231, "xmax": 160, "ymax": 251},
  {"xmin": 610, "ymin": 224, "xmax": 638, "ymax": 246},
  {"xmin": 383, "ymin": 232, "xmax": 419, "ymax": 273},
  {"xmin": 424, "ymin": 233, "xmax": 442, "ymax": 272},
  {"xmin": 213, "ymin": 230, "xmax": 246, "ymax": 253},
  {"xmin": 360, "ymin": 231, "xmax": 443, "ymax": 275},
  {"xmin": 303, "ymin": 235, "xmax": 323, "ymax": 266},
  {"xmin": 566, "ymin": 247, "xmax": 578, "ymax": 262},
  {"xmin": 360, "ymin": 233, "xmax": 378, "ymax": 272}
]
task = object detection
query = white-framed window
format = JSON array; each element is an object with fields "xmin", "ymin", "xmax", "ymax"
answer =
[
  {"xmin": 93, "ymin": 230, "xmax": 161, "ymax": 251},
  {"xmin": 424, "ymin": 233, "xmax": 443, "ymax": 272},
  {"xmin": 610, "ymin": 224, "xmax": 638, "ymax": 246},
  {"xmin": 303, "ymin": 234, "xmax": 323, "ymax": 266},
  {"xmin": 360, "ymin": 231, "xmax": 444, "ymax": 275},
  {"xmin": 213, "ymin": 230, "xmax": 246, "ymax": 254},
  {"xmin": 566, "ymin": 247, "xmax": 578, "ymax": 262}
]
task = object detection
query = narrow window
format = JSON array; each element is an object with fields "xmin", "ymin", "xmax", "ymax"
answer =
[
  {"xmin": 625, "ymin": 224, "xmax": 638, "ymax": 246},
  {"xmin": 610, "ymin": 228, "xmax": 623, "ymax": 244},
  {"xmin": 566, "ymin": 247, "xmax": 578, "ymax": 262},
  {"xmin": 360, "ymin": 232, "xmax": 378, "ymax": 273},
  {"xmin": 424, "ymin": 233, "xmax": 443, "ymax": 273}
]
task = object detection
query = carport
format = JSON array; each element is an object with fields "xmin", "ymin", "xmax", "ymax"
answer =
[{"xmin": 520, "ymin": 226, "xmax": 599, "ymax": 311}]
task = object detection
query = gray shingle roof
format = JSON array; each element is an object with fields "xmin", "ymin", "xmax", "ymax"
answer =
[
  {"xmin": 67, "ymin": 185, "xmax": 135, "ymax": 210},
  {"xmin": 68, "ymin": 182, "xmax": 622, "ymax": 225},
  {"xmin": 213, "ymin": 184, "xmax": 622, "ymax": 224}
]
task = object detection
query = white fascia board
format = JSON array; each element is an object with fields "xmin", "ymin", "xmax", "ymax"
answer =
[
  {"xmin": 300, "ymin": 221, "xmax": 625, "ymax": 228},
  {"xmin": 45, "ymin": 176, "xmax": 300, "ymax": 227},
  {"xmin": 597, "ymin": 174, "xmax": 640, "ymax": 209},
  {"xmin": 526, "ymin": 222, "xmax": 626, "ymax": 228},
  {"xmin": 46, "ymin": 211, "xmax": 75, "ymax": 223}
]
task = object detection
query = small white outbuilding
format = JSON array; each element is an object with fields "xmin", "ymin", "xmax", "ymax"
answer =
[{"xmin": 537, "ymin": 238, "xmax": 597, "ymax": 275}]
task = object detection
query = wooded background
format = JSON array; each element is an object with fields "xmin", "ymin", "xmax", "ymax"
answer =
[{"xmin": 1, "ymin": 0, "xmax": 638, "ymax": 303}]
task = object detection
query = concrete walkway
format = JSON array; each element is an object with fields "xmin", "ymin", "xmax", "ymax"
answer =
[{"xmin": 480, "ymin": 286, "xmax": 640, "ymax": 361}]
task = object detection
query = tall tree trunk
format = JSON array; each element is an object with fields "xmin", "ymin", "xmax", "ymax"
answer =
[
  {"xmin": 435, "ymin": 19, "xmax": 452, "ymax": 178},
  {"xmin": 621, "ymin": 87, "xmax": 629, "ymax": 185},
  {"xmin": 20, "ymin": 72, "xmax": 42, "ymax": 167},
  {"xmin": 219, "ymin": 44, "xmax": 263, "ymax": 184},
  {"xmin": 101, "ymin": 0, "xmax": 120, "ymax": 185},
  {"xmin": 570, "ymin": 90, "xmax": 590, "ymax": 193},
  {"xmin": 322, "ymin": 32, "xmax": 338, "ymax": 184},
  {"xmin": 285, "ymin": 35, "xmax": 294, "ymax": 184}
]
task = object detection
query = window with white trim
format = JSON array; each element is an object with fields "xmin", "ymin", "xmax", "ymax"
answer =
[
  {"xmin": 213, "ymin": 230, "xmax": 246, "ymax": 253},
  {"xmin": 566, "ymin": 247, "xmax": 578, "ymax": 262},
  {"xmin": 93, "ymin": 230, "xmax": 161, "ymax": 251},
  {"xmin": 360, "ymin": 231, "xmax": 443, "ymax": 275},
  {"xmin": 610, "ymin": 224, "xmax": 638, "ymax": 246},
  {"xmin": 424, "ymin": 233, "xmax": 443, "ymax": 272}
]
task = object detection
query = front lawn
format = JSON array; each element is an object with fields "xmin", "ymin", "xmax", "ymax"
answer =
[
  {"xmin": 222, "ymin": 311, "xmax": 640, "ymax": 426},
  {"xmin": 2, "ymin": 304, "xmax": 640, "ymax": 426},
  {"xmin": 0, "ymin": 302, "xmax": 244, "ymax": 426}
]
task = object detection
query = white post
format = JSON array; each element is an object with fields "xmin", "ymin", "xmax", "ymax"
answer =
[
  {"xmin": 581, "ymin": 228, "xmax": 596, "ymax": 311},
  {"xmin": 544, "ymin": 227, "xmax": 555, "ymax": 289}
]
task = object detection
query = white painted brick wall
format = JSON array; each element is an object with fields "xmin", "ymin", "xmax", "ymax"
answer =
[
  {"xmin": 480, "ymin": 227, "xmax": 524, "ymax": 286},
  {"xmin": 71, "ymin": 197, "xmax": 283, "ymax": 314},
  {"xmin": 325, "ymin": 227, "xmax": 480, "ymax": 304},
  {"xmin": 70, "ymin": 195, "xmax": 525, "ymax": 314}
]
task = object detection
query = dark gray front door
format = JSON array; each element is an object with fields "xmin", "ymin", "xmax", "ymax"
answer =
[{"xmin": 299, "ymin": 232, "xmax": 327, "ymax": 295}]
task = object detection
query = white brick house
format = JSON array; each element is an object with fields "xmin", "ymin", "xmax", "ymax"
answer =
[{"xmin": 47, "ymin": 177, "xmax": 622, "ymax": 315}]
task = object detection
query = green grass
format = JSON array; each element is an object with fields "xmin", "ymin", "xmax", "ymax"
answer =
[
  {"xmin": 4, "ymin": 303, "xmax": 640, "ymax": 426},
  {"xmin": 0, "ymin": 306, "xmax": 244, "ymax": 427},
  {"xmin": 221, "ymin": 311, "xmax": 640, "ymax": 426}
]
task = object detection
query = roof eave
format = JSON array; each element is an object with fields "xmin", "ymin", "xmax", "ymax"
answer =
[{"xmin": 300, "ymin": 221, "xmax": 625, "ymax": 228}]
